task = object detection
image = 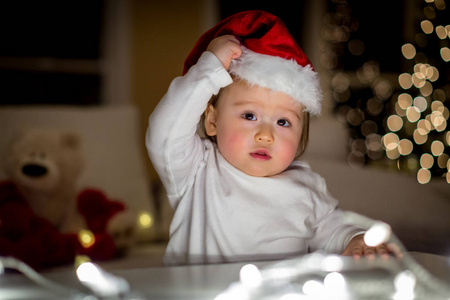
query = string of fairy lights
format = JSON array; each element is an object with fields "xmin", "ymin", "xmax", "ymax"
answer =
[{"xmin": 321, "ymin": 0, "xmax": 449, "ymax": 184}]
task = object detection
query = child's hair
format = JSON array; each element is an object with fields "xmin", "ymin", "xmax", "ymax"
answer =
[{"xmin": 200, "ymin": 80, "xmax": 310, "ymax": 159}]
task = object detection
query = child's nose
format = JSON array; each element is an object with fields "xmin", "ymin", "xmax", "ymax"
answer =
[{"xmin": 255, "ymin": 125, "xmax": 274, "ymax": 144}]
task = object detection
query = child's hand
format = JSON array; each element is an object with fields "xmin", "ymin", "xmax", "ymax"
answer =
[
  {"xmin": 341, "ymin": 234, "xmax": 402, "ymax": 260},
  {"xmin": 206, "ymin": 35, "xmax": 242, "ymax": 70}
]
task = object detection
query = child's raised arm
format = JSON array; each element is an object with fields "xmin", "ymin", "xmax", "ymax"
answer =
[{"xmin": 206, "ymin": 35, "xmax": 242, "ymax": 70}]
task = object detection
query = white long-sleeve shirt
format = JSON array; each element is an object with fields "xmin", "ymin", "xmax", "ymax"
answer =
[{"xmin": 146, "ymin": 52, "xmax": 364, "ymax": 265}]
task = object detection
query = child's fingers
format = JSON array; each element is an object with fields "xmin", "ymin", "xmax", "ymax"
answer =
[
  {"xmin": 387, "ymin": 242, "xmax": 403, "ymax": 258},
  {"xmin": 351, "ymin": 244, "xmax": 363, "ymax": 260}
]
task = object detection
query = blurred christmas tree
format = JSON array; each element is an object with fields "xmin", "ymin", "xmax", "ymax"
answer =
[{"xmin": 321, "ymin": 0, "xmax": 449, "ymax": 184}]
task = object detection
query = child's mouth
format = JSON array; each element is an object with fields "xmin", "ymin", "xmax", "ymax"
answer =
[{"xmin": 250, "ymin": 150, "xmax": 271, "ymax": 160}]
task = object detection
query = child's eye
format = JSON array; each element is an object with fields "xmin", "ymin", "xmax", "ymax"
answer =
[
  {"xmin": 277, "ymin": 119, "xmax": 291, "ymax": 127},
  {"xmin": 242, "ymin": 113, "xmax": 257, "ymax": 121}
]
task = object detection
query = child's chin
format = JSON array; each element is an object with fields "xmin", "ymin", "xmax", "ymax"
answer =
[{"xmin": 241, "ymin": 167, "xmax": 278, "ymax": 177}]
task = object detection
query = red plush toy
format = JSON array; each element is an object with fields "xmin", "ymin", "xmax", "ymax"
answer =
[{"xmin": 0, "ymin": 129, "xmax": 135, "ymax": 270}]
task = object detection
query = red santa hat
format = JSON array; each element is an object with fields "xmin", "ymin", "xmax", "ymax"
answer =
[{"xmin": 184, "ymin": 10, "xmax": 322, "ymax": 115}]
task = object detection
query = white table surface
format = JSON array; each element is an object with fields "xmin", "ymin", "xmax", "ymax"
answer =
[{"xmin": 1, "ymin": 252, "xmax": 449, "ymax": 300}]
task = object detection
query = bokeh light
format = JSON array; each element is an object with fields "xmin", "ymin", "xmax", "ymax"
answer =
[
  {"xmin": 420, "ymin": 153, "xmax": 434, "ymax": 169},
  {"xmin": 441, "ymin": 47, "xmax": 450, "ymax": 62},
  {"xmin": 78, "ymin": 229, "xmax": 95, "ymax": 248},
  {"xmin": 406, "ymin": 106, "xmax": 421, "ymax": 122},
  {"xmin": 399, "ymin": 139, "xmax": 414, "ymax": 156},
  {"xmin": 431, "ymin": 140, "xmax": 444, "ymax": 156},
  {"xmin": 420, "ymin": 20, "xmax": 434, "ymax": 34},
  {"xmin": 398, "ymin": 73, "xmax": 413, "ymax": 89},
  {"xmin": 138, "ymin": 211, "xmax": 154, "ymax": 229},
  {"xmin": 387, "ymin": 115, "xmax": 403, "ymax": 132},
  {"xmin": 402, "ymin": 43, "xmax": 416, "ymax": 59},
  {"xmin": 417, "ymin": 168, "xmax": 431, "ymax": 184}
]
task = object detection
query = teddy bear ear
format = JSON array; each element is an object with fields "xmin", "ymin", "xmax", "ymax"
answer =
[{"xmin": 60, "ymin": 132, "xmax": 81, "ymax": 150}]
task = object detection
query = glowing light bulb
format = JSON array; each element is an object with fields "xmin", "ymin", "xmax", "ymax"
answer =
[
  {"xmin": 239, "ymin": 264, "xmax": 262, "ymax": 288},
  {"xmin": 324, "ymin": 272, "xmax": 346, "ymax": 292},
  {"xmin": 393, "ymin": 270, "xmax": 416, "ymax": 300},
  {"xmin": 364, "ymin": 222, "xmax": 392, "ymax": 247},
  {"xmin": 77, "ymin": 262, "xmax": 129, "ymax": 297},
  {"xmin": 78, "ymin": 229, "xmax": 95, "ymax": 248},
  {"xmin": 138, "ymin": 211, "xmax": 154, "ymax": 229},
  {"xmin": 303, "ymin": 280, "xmax": 324, "ymax": 295}
]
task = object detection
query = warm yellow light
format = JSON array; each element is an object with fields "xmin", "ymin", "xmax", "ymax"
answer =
[
  {"xmin": 431, "ymin": 141, "xmax": 445, "ymax": 156},
  {"xmin": 428, "ymin": 66, "xmax": 439, "ymax": 82},
  {"xmin": 417, "ymin": 119, "xmax": 432, "ymax": 135},
  {"xmin": 446, "ymin": 131, "xmax": 450, "ymax": 146},
  {"xmin": 441, "ymin": 47, "xmax": 450, "ymax": 62},
  {"xmin": 425, "ymin": 114, "xmax": 436, "ymax": 130},
  {"xmin": 401, "ymin": 43, "xmax": 416, "ymax": 59},
  {"xmin": 386, "ymin": 147, "xmax": 400, "ymax": 160},
  {"xmin": 79, "ymin": 229, "xmax": 96, "ymax": 248},
  {"xmin": 398, "ymin": 93, "xmax": 413, "ymax": 110},
  {"xmin": 417, "ymin": 168, "xmax": 431, "ymax": 184},
  {"xmin": 446, "ymin": 25, "xmax": 450, "ymax": 38},
  {"xmin": 420, "ymin": 20, "xmax": 434, "ymax": 34},
  {"xmin": 437, "ymin": 154, "xmax": 449, "ymax": 168},
  {"xmin": 414, "ymin": 129, "xmax": 428, "ymax": 144},
  {"xmin": 387, "ymin": 115, "xmax": 403, "ymax": 132},
  {"xmin": 420, "ymin": 81, "xmax": 433, "ymax": 97},
  {"xmin": 383, "ymin": 133, "xmax": 399, "ymax": 150},
  {"xmin": 395, "ymin": 103, "xmax": 407, "ymax": 117},
  {"xmin": 436, "ymin": 25, "xmax": 447, "ymax": 39},
  {"xmin": 75, "ymin": 255, "xmax": 92, "ymax": 269},
  {"xmin": 431, "ymin": 111, "xmax": 446, "ymax": 129},
  {"xmin": 431, "ymin": 100, "xmax": 444, "ymax": 112},
  {"xmin": 420, "ymin": 153, "xmax": 434, "ymax": 169},
  {"xmin": 435, "ymin": 119, "xmax": 447, "ymax": 132},
  {"xmin": 412, "ymin": 73, "xmax": 426, "ymax": 88},
  {"xmin": 406, "ymin": 106, "xmax": 421, "ymax": 122},
  {"xmin": 442, "ymin": 107, "xmax": 449, "ymax": 120},
  {"xmin": 138, "ymin": 211, "xmax": 154, "ymax": 229},
  {"xmin": 413, "ymin": 96, "xmax": 428, "ymax": 112},
  {"xmin": 398, "ymin": 73, "xmax": 413, "ymax": 89},
  {"xmin": 398, "ymin": 139, "xmax": 414, "ymax": 156}
]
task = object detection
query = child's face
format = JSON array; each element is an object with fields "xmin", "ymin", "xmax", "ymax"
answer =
[{"xmin": 205, "ymin": 80, "xmax": 304, "ymax": 177}]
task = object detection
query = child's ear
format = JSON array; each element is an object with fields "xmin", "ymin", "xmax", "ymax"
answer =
[{"xmin": 204, "ymin": 104, "xmax": 218, "ymax": 136}]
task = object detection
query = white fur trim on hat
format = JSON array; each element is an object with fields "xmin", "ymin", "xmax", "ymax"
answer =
[{"xmin": 229, "ymin": 47, "xmax": 322, "ymax": 115}]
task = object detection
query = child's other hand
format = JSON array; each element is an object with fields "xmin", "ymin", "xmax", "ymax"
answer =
[
  {"xmin": 206, "ymin": 35, "xmax": 242, "ymax": 70},
  {"xmin": 341, "ymin": 234, "xmax": 402, "ymax": 260}
]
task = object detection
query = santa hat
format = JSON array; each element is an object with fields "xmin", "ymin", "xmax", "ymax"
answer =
[{"xmin": 184, "ymin": 10, "xmax": 322, "ymax": 115}]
